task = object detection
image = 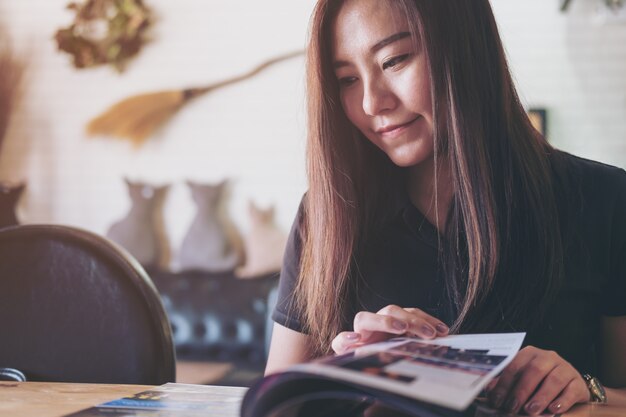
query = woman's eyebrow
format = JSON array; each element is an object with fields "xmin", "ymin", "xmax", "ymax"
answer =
[
  {"xmin": 370, "ymin": 31, "xmax": 411, "ymax": 53},
  {"xmin": 333, "ymin": 31, "xmax": 411, "ymax": 69}
]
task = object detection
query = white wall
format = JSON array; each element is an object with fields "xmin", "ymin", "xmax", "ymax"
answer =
[
  {"xmin": 0, "ymin": 0, "xmax": 624, "ymax": 256},
  {"xmin": 490, "ymin": 0, "xmax": 626, "ymax": 167},
  {"xmin": 0, "ymin": 0, "xmax": 316, "ymax": 252}
]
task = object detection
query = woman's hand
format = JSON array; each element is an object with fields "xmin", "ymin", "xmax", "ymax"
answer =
[
  {"xmin": 331, "ymin": 304, "xmax": 449, "ymax": 355},
  {"xmin": 487, "ymin": 346, "xmax": 589, "ymax": 415}
]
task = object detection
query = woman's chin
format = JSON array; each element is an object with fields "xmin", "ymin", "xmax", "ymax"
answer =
[
  {"xmin": 386, "ymin": 149, "xmax": 434, "ymax": 168},
  {"xmin": 376, "ymin": 134, "xmax": 434, "ymax": 168}
]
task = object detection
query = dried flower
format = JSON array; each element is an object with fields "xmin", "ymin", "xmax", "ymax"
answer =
[{"xmin": 54, "ymin": 0, "xmax": 152, "ymax": 72}]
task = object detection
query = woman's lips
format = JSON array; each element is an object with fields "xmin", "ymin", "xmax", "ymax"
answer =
[{"xmin": 376, "ymin": 116, "xmax": 421, "ymax": 138}]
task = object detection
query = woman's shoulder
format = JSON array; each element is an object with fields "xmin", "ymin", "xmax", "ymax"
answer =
[
  {"xmin": 553, "ymin": 150, "xmax": 625, "ymax": 180},
  {"xmin": 551, "ymin": 150, "xmax": 626, "ymax": 204}
]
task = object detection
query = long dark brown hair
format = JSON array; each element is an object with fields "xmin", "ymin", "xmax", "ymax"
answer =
[{"xmin": 296, "ymin": 0, "xmax": 563, "ymax": 354}]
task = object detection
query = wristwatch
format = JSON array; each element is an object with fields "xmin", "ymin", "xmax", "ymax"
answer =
[{"xmin": 582, "ymin": 374, "xmax": 607, "ymax": 404}]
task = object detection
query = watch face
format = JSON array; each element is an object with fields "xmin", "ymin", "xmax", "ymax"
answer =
[{"xmin": 583, "ymin": 374, "xmax": 607, "ymax": 403}]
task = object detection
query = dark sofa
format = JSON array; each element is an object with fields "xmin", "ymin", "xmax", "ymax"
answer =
[{"xmin": 147, "ymin": 268, "xmax": 279, "ymax": 386}]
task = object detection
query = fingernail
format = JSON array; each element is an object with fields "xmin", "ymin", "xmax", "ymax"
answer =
[
  {"xmin": 422, "ymin": 325, "xmax": 435, "ymax": 337},
  {"xmin": 344, "ymin": 332, "xmax": 360, "ymax": 340},
  {"xmin": 526, "ymin": 402, "xmax": 542, "ymax": 415},
  {"xmin": 549, "ymin": 402, "xmax": 562, "ymax": 413},
  {"xmin": 505, "ymin": 398, "xmax": 519, "ymax": 413},
  {"xmin": 392, "ymin": 320, "xmax": 407, "ymax": 331},
  {"xmin": 491, "ymin": 392, "xmax": 504, "ymax": 408},
  {"xmin": 436, "ymin": 323, "xmax": 449, "ymax": 333}
]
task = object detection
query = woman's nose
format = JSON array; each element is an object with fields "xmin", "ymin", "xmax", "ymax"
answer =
[{"xmin": 362, "ymin": 79, "xmax": 396, "ymax": 116}]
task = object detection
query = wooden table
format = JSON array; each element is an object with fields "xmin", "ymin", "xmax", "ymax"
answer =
[
  {"xmin": 564, "ymin": 403, "xmax": 626, "ymax": 417},
  {"xmin": 0, "ymin": 381, "xmax": 247, "ymax": 417},
  {"xmin": 0, "ymin": 381, "xmax": 624, "ymax": 417}
]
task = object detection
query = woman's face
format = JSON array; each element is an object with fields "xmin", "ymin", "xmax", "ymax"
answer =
[{"xmin": 331, "ymin": 0, "xmax": 434, "ymax": 168}]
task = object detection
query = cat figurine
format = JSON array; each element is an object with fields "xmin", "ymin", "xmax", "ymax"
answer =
[
  {"xmin": 0, "ymin": 182, "xmax": 25, "ymax": 228},
  {"xmin": 177, "ymin": 180, "xmax": 242, "ymax": 272},
  {"xmin": 106, "ymin": 179, "xmax": 170, "ymax": 269},
  {"xmin": 236, "ymin": 200, "xmax": 287, "ymax": 278}
]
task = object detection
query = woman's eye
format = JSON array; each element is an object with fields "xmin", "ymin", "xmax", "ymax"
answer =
[
  {"xmin": 338, "ymin": 76, "xmax": 358, "ymax": 87},
  {"xmin": 382, "ymin": 54, "xmax": 410, "ymax": 70}
]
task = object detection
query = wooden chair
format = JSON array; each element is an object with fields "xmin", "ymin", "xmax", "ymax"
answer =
[{"xmin": 0, "ymin": 224, "xmax": 175, "ymax": 384}]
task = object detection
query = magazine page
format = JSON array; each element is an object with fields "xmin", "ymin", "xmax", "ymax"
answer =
[
  {"xmin": 64, "ymin": 383, "xmax": 246, "ymax": 416},
  {"xmin": 289, "ymin": 333, "xmax": 526, "ymax": 411}
]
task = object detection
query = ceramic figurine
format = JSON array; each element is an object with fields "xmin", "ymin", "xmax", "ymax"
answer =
[
  {"xmin": 236, "ymin": 200, "xmax": 287, "ymax": 278},
  {"xmin": 106, "ymin": 179, "xmax": 170, "ymax": 269},
  {"xmin": 0, "ymin": 182, "xmax": 25, "ymax": 228},
  {"xmin": 177, "ymin": 180, "xmax": 242, "ymax": 272}
]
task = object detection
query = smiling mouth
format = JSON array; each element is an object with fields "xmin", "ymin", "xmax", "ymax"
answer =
[{"xmin": 376, "ymin": 116, "xmax": 421, "ymax": 136}]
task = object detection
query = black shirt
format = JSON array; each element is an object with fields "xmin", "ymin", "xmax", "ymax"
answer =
[{"xmin": 272, "ymin": 152, "xmax": 626, "ymax": 375}]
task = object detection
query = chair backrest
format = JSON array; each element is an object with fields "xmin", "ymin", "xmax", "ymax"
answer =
[{"xmin": 0, "ymin": 224, "xmax": 176, "ymax": 384}]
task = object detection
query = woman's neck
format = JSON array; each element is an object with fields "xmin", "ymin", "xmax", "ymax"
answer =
[{"xmin": 407, "ymin": 157, "xmax": 454, "ymax": 232}]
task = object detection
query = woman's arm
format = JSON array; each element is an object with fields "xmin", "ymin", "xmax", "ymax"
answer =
[
  {"xmin": 601, "ymin": 316, "xmax": 626, "ymax": 405},
  {"xmin": 265, "ymin": 323, "xmax": 315, "ymax": 376}
]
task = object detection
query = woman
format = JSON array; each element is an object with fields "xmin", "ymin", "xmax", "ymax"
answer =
[{"xmin": 266, "ymin": 0, "xmax": 626, "ymax": 415}]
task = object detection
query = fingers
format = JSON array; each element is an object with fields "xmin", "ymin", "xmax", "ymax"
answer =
[
  {"xmin": 484, "ymin": 376, "xmax": 499, "ymax": 394},
  {"xmin": 400, "ymin": 307, "xmax": 449, "ymax": 338},
  {"xmin": 331, "ymin": 331, "xmax": 363, "ymax": 355},
  {"xmin": 545, "ymin": 377, "xmax": 589, "ymax": 415},
  {"xmin": 508, "ymin": 356, "xmax": 559, "ymax": 413},
  {"xmin": 375, "ymin": 305, "xmax": 449, "ymax": 339},
  {"xmin": 488, "ymin": 346, "xmax": 589, "ymax": 415},
  {"xmin": 522, "ymin": 361, "xmax": 588, "ymax": 415},
  {"xmin": 353, "ymin": 309, "xmax": 408, "ymax": 343},
  {"xmin": 332, "ymin": 305, "xmax": 449, "ymax": 355},
  {"xmin": 488, "ymin": 347, "xmax": 536, "ymax": 410},
  {"xmin": 517, "ymin": 362, "xmax": 569, "ymax": 414}
]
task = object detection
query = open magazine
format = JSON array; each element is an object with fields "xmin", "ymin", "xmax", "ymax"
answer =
[
  {"xmin": 64, "ymin": 383, "xmax": 246, "ymax": 416},
  {"xmin": 241, "ymin": 333, "xmax": 529, "ymax": 417}
]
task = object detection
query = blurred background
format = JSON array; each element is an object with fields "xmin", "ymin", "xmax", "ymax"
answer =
[{"xmin": 0, "ymin": 0, "xmax": 310, "ymax": 245}]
